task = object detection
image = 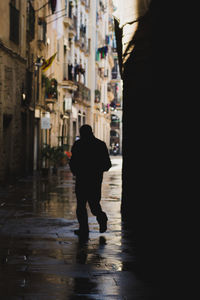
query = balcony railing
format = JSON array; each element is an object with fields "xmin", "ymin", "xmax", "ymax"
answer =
[
  {"xmin": 68, "ymin": 15, "xmax": 77, "ymax": 37},
  {"xmin": 63, "ymin": 16, "xmax": 73, "ymax": 27},
  {"xmin": 43, "ymin": 76, "xmax": 58, "ymax": 102},
  {"xmin": 112, "ymin": 71, "xmax": 118, "ymax": 80},
  {"xmin": 75, "ymin": 35, "xmax": 81, "ymax": 46},
  {"xmin": 63, "ymin": 63, "xmax": 86, "ymax": 82},
  {"xmin": 80, "ymin": 37, "xmax": 90, "ymax": 55},
  {"xmin": 73, "ymin": 82, "xmax": 91, "ymax": 103},
  {"xmin": 80, "ymin": 38, "xmax": 87, "ymax": 52},
  {"xmin": 95, "ymin": 89, "xmax": 101, "ymax": 103},
  {"xmin": 80, "ymin": 24, "xmax": 86, "ymax": 37}
]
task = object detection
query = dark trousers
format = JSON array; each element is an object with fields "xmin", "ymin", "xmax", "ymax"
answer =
[{"xmin": 75, "ymin": 173, "xmax": 107, "ymax": 232}]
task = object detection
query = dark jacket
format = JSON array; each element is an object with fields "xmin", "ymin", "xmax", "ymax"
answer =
[{"xmin": 69, "ymin": 136, "xmax": 112, "ymax": 177}]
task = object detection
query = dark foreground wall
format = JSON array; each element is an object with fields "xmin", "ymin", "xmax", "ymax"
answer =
[{"xmin": 115, "ymin": 1, "xmax": 179, "ymax": 295}]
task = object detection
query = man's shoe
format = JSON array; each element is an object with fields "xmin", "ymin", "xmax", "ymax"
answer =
[{"xmin": 98, "ymin": 214, "xmax": 108, "ymax": 233}]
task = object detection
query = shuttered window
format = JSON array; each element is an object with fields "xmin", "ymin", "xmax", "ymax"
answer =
[{"xmin": 9, "ymin": 2, "xmax": 19, "ymax": 44}]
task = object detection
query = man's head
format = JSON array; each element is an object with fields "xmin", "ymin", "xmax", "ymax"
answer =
[{"xmin": 79, "ymin": 124, "xmax": 93, "ymax": 139}]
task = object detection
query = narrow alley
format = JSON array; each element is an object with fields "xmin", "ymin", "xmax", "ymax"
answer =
[{"xmin": 0, "ymin": 156, "xmax": 156, "ymax": 299}]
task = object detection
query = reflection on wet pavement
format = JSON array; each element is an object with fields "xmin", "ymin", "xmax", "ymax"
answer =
[{"xmin": 0, "ymin": 156, "xmax": 152, "ymax": 299}]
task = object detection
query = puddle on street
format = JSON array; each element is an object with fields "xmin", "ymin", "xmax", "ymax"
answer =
[{"xmin": 0, "ymin": 156, "xmax": 147, "ymax": 299}]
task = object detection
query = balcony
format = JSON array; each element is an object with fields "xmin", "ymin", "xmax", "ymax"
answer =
[
  {"xmin": 45, "ymin": 97, "xmax": 57, "ymax": 104},
  {"xmin": 61, "ymin": 63, "xmax": 77, "ymax": 91},
  {"xmin": 62, "ymin": 63, "xmax": 86, "ymax": 86},
  {"xmin": 112, "ymin": 71, "xmax": 118, "ymax": 80},
  {"xmin": 111, "ymin": 116, "xmax": 120, "ymax": 129},
  {"xmin": 80, "ymin": 37, "xmax": 90, "ymax": 55},
  {"xmin": 80, "ymin": 24, "xmax": 86, "ymax": 37},
  {"xmin": 95, "ymin": 89, "xmax": 101, "ymax": 103},
  {"xmin": 85, "ymin": 0, "xmax": 90, "ymax": 12},
  {"xmin": 75, "ymin": 35, "xmax": 81, "ymax": 47},
  {"xmin": 80, "ymin": 39, "xmax": 85, "ymax": 51},
  {"xmin": 73, "ymin": 82, "xmax": 91, "ymax": 106},
  {"xmin": 63, "ymin": 16, "xmax": 73, "ymax": 27},
  {"xmin": 43, "ymin": 76, "xmax": 58, "ymax": 103},
  {"xmin": 69, "ymin": 16, "xmax": 77, "ymax": 37}
]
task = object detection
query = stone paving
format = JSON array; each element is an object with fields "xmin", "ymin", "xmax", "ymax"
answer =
[{"xmin": 0, "ymin": 156, "xmax": 158, "ymax": 299}]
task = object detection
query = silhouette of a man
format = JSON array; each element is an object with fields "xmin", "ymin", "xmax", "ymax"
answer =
[{"xmin": 69, "ymin": 124, "xmax": 112, "ymax": 237}]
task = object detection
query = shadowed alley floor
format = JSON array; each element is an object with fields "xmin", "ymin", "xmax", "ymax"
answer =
[{"xmin": 0, "ymin": 156, "xmax": 158, "ymax": 299}]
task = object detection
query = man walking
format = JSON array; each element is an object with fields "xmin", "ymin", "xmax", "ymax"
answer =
[{"xmin": 69, "ymin": 125, "xmax": 112, "ymax": 238}]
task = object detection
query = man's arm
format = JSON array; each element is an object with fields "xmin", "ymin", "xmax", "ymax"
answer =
[
  {"xmin": 69, "ymin": 142, "xmax": 78, "ymax": 175},
  {"xmin": 102, "ymin": 142, "xmax": 112, "ymax": 172}
]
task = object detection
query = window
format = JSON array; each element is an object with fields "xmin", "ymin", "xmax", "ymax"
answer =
[
  {"xmin": 10, "ymin": 0, "xmax": 19, "ymax": 9},
  {"xmin": 9, "ymin": 1, "xmax": 19, "ymax": 44},
  {"xmin": 27, "ymin": 1, "xmax": 35, "ymax": 42},
  {"xmin": 69, "ymin": 1, "xmax": 73, "ymax": 18},
  {"xmin": 38, "ymin": 18, "xmax": 47, "ymax": 43},
  {"xmin": 78, "ymin": 111, "xmax": 81, "ymax": 129},
  {"xmin": 65, "ymin": 0, "xmax": 68, "ymax": 15},
  {"xmin": 83, "ymin": 112, "xmax": 86, "ymax": 124}
]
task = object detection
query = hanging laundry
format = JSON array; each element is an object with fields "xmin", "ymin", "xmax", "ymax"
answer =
[
  {"xmin": 100, "ymin": 48, "xmax": 104, "ymax": 59},
  {"xmin": 96, "ymin": 50, "xmax": 100, "ymax": 61},
  {"xmin": 104, "ymin": 46, "xmax": 108, "ymax": 56},
  {"xmin": 97, "ymin": 46, "xmax": 108, "ymax": 60},
  {"xmin": 106, "ymin": 35, "xmax": 110, "ymax": 45}
]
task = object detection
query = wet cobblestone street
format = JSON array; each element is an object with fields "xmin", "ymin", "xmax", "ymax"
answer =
[{"xmin": 0, "ymin": 156, "xmax": 156, "ymax": 299}]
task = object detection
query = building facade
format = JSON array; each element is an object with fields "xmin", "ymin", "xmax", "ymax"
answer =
[
  {"xmin": 93, "ymin": 0, "xmax": 112, "ymax": 145},
  {"xmin": 0, "ymin": 0, "xmax": 34, "ymax": 183},
  {"xmin": 0, "ymin": 0, "xmax": 118, "ymax": 183},
  {"xmin": 109, "ymin": 35, "xmax": 123, "ymax": 155},
  {"xmin": 44, "ymin": 0, "xmax": 114, "ymax": 149}
]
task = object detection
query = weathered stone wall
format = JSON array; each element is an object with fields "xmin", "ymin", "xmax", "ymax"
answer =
[
  {"xmin": 0, "ymin": 54, "xmax": 3, "ymax": 181},
  {"xmin": 0, "ymin": 49, "xmax": 27, "ymax": 183},
  {"xmin": 114, "ymin": 0, "xmax": 171, "ymax": 292},
  {"xmin": 0, "ymin": 0, "xmax": 30, "ymax": 184}
]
